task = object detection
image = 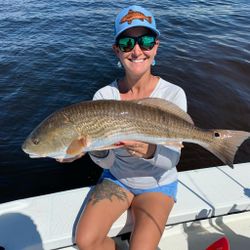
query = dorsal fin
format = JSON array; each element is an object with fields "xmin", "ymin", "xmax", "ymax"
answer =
[{"xmin": 132, "ymin": 98, "xmax": 194, "ymax": 125}]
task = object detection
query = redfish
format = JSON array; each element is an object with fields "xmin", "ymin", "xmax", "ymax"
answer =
[
  {"xmin": 22, "ymin": 98, "xmax": 250, "ymax": 168},
  {"xmin": 120, "ymin": 10, "xmax": 152, "ymax": 24}
]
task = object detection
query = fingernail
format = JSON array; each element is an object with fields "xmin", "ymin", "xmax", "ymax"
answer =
[{"xmin": 114, "ymin": 142, "xmax": 125, "ymax": 146}]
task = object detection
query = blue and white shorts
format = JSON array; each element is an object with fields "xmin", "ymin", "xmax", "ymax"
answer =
[{"xmin": 99, "ymin": 169, "xmax": 178, "ymax": 202}]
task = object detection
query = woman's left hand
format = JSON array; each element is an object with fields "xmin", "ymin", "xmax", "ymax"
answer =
[{"xmin": 121, "ymin": 141, "xmax": 156, "ymax": 159}]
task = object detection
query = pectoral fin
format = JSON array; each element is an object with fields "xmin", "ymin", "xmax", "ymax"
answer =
[{"xmin": 66, "ymin": 137, "xmax": 87, "ymax": 155}]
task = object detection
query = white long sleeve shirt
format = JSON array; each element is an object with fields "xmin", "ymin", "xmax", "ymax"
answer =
[{"xmin": 90, "ymin": 78, "xmax": 187, "ymax": 189}]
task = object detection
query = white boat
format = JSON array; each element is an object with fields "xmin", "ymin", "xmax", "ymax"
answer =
[{"xmin": 0, "ymin": 162, "xmax": 250, "ymax": 250}]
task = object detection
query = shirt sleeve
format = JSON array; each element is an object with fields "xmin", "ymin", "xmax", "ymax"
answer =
[
  {"xmin": 93, "ymin": 90, "xmax": 105, "ymax": 101},
  {"xmin": 89, "ymin": 150, "xmax": 115, "ymax": 169},
  {"xmin": 171, "ymin": 87, "xmax": 187, "ymax": 112},
  {"xmin": 142, "ymin": 145, "xmax": 181, "ymax": 170}
]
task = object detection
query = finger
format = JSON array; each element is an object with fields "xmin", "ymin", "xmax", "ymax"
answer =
[
  {"xmin": 114, "ymin": 142, "xmax": 125, "ymax": 147},
  {"xmin": 127, "ymin": 143, "xmax": 147, "ymax": 152},
  {"xmin": 120, "ymin": 140, "xmax": 139, "ymax": 146},
  {"xmin": 124, "ymin": 143, "xmax": 143, "ymax": 150},
  {"xmin": 128, "ymin": 149, "xmax": 143, "ymax": 158},
  {"xmin": 128, "ymin": 149, "xmax": 137, "ymax": 157}
]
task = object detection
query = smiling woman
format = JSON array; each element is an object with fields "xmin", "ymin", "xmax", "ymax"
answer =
[
  {"xmin": 1, "ymin": 0, "xmax": 250, "ymax": 248},
  {"xmin": 68, "ymin": 5, "xmax": 188, "ymax": 250}
]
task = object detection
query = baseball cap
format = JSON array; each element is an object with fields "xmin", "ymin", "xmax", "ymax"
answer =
[{"xmin": 114, "ymin": 5, "xmax": 160, "ymax": 40}]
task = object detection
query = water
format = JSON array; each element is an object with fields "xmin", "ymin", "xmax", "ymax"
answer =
[{"xmin": 1, "ymin": 0, "xmax": 249, "ymax": 203}]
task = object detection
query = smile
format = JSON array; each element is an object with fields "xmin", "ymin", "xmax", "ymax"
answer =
[{"xmin": 129, "ymin": 58, "xmax": 146, "ymax": 63}]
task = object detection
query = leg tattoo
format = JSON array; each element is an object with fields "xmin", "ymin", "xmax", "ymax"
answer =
[{"xmin": 89, "ymin": 180, "xmax": 128, "ymax": 205}]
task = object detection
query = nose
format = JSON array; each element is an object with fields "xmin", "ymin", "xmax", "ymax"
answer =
[{"xmin": 132, "ymin": 43, "xmax": 143, "ymax": 57}]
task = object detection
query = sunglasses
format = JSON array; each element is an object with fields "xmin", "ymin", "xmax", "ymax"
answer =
[{"xmin": 116, "ymin": 35, "xmax": 157, "ymax": 52}]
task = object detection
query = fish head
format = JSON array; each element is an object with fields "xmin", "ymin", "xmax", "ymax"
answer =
[{"xmin": 22, "ymin": 112, "xmax": 78, "ymax": 159}]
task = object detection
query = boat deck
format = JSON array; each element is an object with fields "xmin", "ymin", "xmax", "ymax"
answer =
[{"xmin": 0, "ymin": 163, "xmax": 249, "ymax": 249}]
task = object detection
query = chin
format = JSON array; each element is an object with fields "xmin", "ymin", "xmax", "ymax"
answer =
[{"xmin": 128, "ymin": 64, "xmax": 150, "ymax": 75}]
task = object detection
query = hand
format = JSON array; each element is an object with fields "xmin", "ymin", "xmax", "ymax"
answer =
[
  {"xmin": 56, "ymin": 152, "xmax": 85, "ymax": 163},
  {"xmin": 121, "ymin": 141, "xmax": 156, "ymax": 159}
]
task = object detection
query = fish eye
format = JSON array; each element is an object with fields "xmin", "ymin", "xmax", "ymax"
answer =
[
  {"xmin": 32, "ymin": 138, "xmax": 40, "ymax": 145},
  {"xmin": 214, "ymin": 132, "xmax": 220, "ymax": 138}
]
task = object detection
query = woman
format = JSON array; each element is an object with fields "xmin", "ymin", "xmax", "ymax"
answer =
[{"xmin": 75, "ymin": 5, "xmax": 187, "ymax": 250}]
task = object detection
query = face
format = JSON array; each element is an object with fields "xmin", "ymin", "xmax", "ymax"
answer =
[{"xmin": 113, "ymin": 27, "xmax": 159, "ymax": 77}]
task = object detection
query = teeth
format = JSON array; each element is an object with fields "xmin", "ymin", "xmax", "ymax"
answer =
[{"xmin": 131, "ymin": 59, "xmax": 145, "ymax": 63}]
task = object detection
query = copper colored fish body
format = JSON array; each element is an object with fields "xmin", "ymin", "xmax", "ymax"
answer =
[{"xmin": 22, "ymin": 98, "xmax": 250, "ymax": 168}]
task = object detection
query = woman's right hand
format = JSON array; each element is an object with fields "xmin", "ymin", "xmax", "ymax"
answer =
[{"xmin": 56, "ymin": 153, "xmax": 85, "ymax": 163}]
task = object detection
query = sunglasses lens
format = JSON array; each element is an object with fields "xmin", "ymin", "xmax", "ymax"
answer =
[
  {"xmin": 118, "ymin": 37, "xmax": 135, "ymax": 52},
  {"xmin": 117, "ymin": 35, "xmax": 156, "ymax": 52},
  {"xmin": 139, "ymin": 36, "xmax": 156, "ymax": 50}
]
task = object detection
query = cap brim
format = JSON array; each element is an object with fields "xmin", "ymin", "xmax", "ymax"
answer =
[{"xmin": 115, "ymin": 23, "xmax": 160, "ymax": 41}]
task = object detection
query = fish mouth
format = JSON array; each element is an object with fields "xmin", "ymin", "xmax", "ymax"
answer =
[
  {"xmin": 21, "ymin": 141, "xmax": 30, "ymax": 154},
  {"xmin": 22, "ymin": 145, "xmax": 45, "ymax": 158},
  {"xmin": 28, "ymin": 152, "xmax": 64, "ymax": 159},
  {"xmin": 28, "ymin": 153, "xmax": 43, "ymax": 158},
  {"xmin": 22, "ymin": 142, "xmax": 67, "ymax": 159}
]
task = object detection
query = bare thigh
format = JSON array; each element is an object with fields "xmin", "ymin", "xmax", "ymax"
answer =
[
  {"xmin": 130, "ymin": 192, "xmax": 174, "ymax": 250},
  {"xmin": 75, "ymin": 179, "xmax": 134, "ymax": 245}
]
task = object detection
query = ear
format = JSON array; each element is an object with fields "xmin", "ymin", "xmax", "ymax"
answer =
[
  {"xmin": 155, "ymin": 39, "xmax": 160, "ymax": 49},
  {"xmin": 153, "ymin": 39, "xmax": 160, "ymax": 55},
  {"xmin": 112, "ymin": 44, "xmax": 120, "ymax": 56}
]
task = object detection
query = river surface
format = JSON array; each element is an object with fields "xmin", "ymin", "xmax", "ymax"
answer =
[{"xmin": 0, "ymin": 0, "xmax": 249, "ymax": 202}]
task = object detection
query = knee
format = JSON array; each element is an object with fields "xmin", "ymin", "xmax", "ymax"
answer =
[{"xmin": 75, "ymin": 230, "xmax": 101, "ymax": 250}]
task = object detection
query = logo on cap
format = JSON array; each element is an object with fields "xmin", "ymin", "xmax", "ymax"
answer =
[{"xmin": 120, "ymin": 10, "xmax": 152, "ymax": 24}]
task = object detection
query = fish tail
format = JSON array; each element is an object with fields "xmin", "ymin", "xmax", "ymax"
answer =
[
  {"xmin": 203, "ymin": 130, "xmax": 250, "ymax": 168},
  {"xmin": 147, "ymin": 16, "xmax": 152, "ymax": 23}
]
